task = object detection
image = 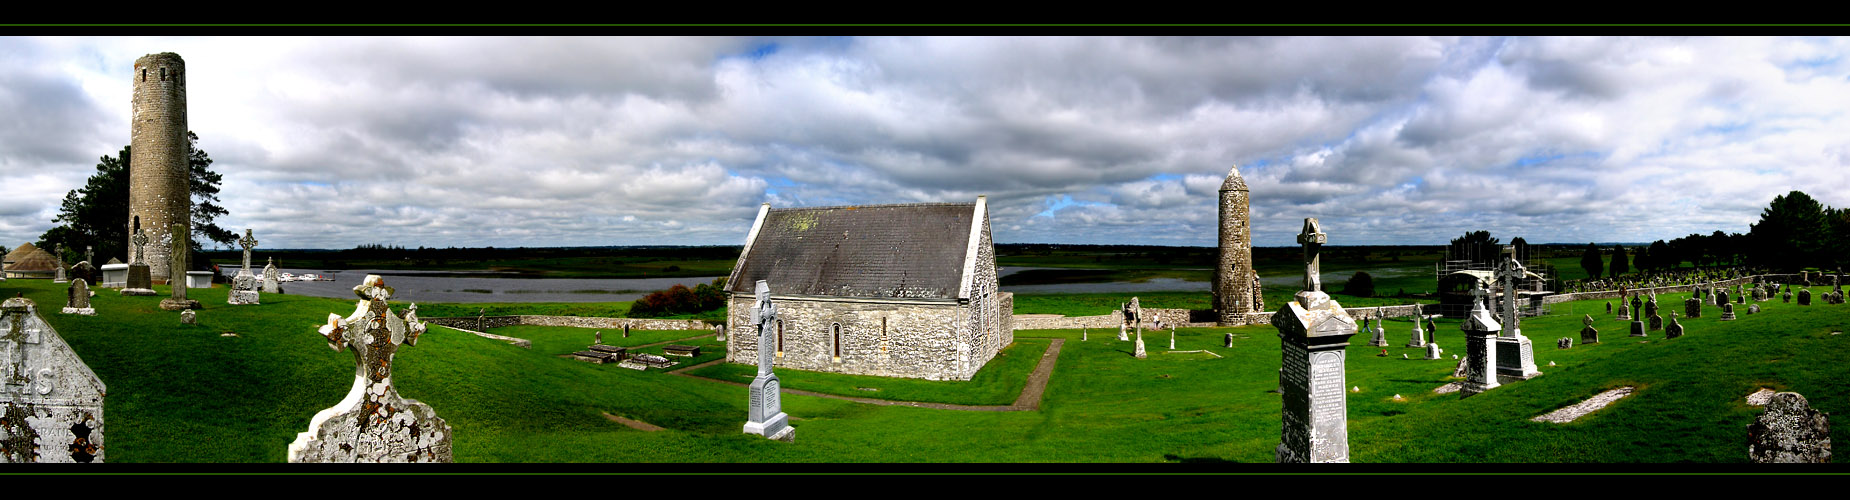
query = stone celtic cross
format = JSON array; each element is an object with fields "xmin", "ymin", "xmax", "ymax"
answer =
[
  {"xmin": 238, "ymin": 229, "xmax": 258, "ymax": 273},
  {"xmin": 289, "ymin": 274, "xmax": 451, "ymax": 462},
  {"xmin": 752, "ymin": 280, "xmax": 778, "ymax": 376},
  {"xmin": 1297, "ymin": 218, "xmax": 1326, "ymax": 292},
  {"xmin": 130, "ymin": 229, "xmax": 149, "ymax": 265},
  {"xmin": 1495, "ymin": 245, "xmax": 1527, "ymax": 333}
]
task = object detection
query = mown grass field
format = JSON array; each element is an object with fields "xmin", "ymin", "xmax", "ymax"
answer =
[{"xmin": 11, "ymin": 277, "xmax": 1848, "ymax": 464}]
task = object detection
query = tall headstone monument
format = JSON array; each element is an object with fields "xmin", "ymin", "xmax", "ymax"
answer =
[
  {"xmin": 743, "ymin": 280, "xmax": 795, "ymax": 442},
  {"xmin": 1460, "ymin": 282, "xmax": 1502, "ymax": 397},
  {"xmin": 0, "ymin": 295, "xmax": 107, "ymax": 462},
  {"xmin": 1665, "ymin": 313, "xmax": 1685, "ymax": 339},
  {"xmin": 1685, "ymin": 295, "xmax": 1702, "ymax": 319},
  {"xmin": 1493, "ymin": 246, "xmax": 1541, "ymax": 379},
  {"xmin": 1270, "ymin": 218, "xmax": 1357, "ymax": 463},
  {"xmin": 1215, "ymin": 164, "xmax": 1261, "ymax": 326},
  {"xmin": 129, "ymin": 53, "xmax": 191, "ymax": 283},
  {"xmin": 288, "ymin": 275, "xmax": 451, "ymax": 462},
  {"xmin": 228, "ymin": 229, "xmax": 260, "ymax": 305},
  {"xmin": 157, "ymin": 223, "xmax": 199, "ymax": 311},
  {"xmin": 121, "ymin": 226, "xmax": 156, "ymax": 296},
  {"xmin": 52, "ymin": 243, "xmax": 67, "ymax": 283},
  {"xmin": 1407, "ymin": 314, "xmax": 1428, "ymax": 348}
]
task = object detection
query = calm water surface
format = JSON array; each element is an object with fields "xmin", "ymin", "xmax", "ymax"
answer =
[{"xmin": 274, "ymin": 268, "xmax": 723, "ymax": 303}]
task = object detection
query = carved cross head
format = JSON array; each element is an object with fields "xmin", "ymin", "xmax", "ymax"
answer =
[{"xmin": 238, "ymin": 229, "xmax": 258, "ymax": 251}]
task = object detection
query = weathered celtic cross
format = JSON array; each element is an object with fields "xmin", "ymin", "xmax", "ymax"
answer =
[
  {"xmin": 1495, "ymin": 245, "xmax": 1526, "ymax": 336},
  {"xmin": 238, "ymin": 229, "xmax": 258, "ymax": 274},
  {"xmin": 288, "ymin": 274, "xmax": 451, "ymax": 462},
  {"xmin": 1298, "ymin": 218, "xmax": 1326, "ymax": 292},
  {"xmin": 130, "ymin": 229, "xmax": 149, "ymax": 266}
]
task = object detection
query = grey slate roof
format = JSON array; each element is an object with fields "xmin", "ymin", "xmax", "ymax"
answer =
[{"xmin": 729, "ymin": 202, "xmax": 977, "ymax": 300}]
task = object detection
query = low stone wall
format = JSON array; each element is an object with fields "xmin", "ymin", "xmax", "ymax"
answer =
[
  {"xmin": 1540, "ymin": 277, "xmax": 1756, "ymax": 305},
  {"xmin": 1012, "ymin": 303, "xmax": 1439, "ymax": 330},
  {"xmin": 1011, "ymin": 310, "xmax": 1124, "ymax": 330},
  {"xmin": 425, "ymin": 315, "xmax": 715, "ymax": 332}
]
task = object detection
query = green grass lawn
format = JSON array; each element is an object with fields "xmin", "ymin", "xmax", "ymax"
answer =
[
  {"xmin": 11, "ymin": 277, "xmax": 1848, "ymax": 463},
  {"xmin": 683, "ymin": 338, "xmax": 1049, "ymax": 406}
]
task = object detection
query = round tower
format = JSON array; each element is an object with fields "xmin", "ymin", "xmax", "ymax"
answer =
[
  {"xmin": 1216, "ymin": 164, "xmax": 1255, "ymax": 325},
  {"xmin": 129, "ymin": 52, "xmax": 189, "ymax": 282}
]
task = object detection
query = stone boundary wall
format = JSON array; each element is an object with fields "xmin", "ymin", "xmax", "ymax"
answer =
[
  {"xmin": 425, "ymin": 315, "xmax": 715, "ymax": 332},
  {"xmin": 1539, "ymin": 277, "xmax": 1756, "ymax": 305},
  {"xmin": 1012, "ymin": 303, "xmax": 1437, "ymax": 330}
]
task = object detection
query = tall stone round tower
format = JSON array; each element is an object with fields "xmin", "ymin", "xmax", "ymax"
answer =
[
  {"xmin": 130, "ymin": 52, "xmax": 189, "ymax": 282},
  {"xmin": 1215, "ymin": 164, "xmax": 1256, "ymax": 325}
]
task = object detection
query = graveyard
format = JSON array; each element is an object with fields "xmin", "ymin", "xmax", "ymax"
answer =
[{"xmin": 7, "ymin": 271, "xmax": 1844, "ymax": 463}]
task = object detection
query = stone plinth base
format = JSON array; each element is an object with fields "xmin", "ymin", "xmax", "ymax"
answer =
[
  {"xmin": 228, "ymin": 290, "xmax": 259, "ymax": 305},
  {"xmin": 61, "ymin": 307, "xmax": 96, "ymax": 316},
  {"xmin": 744, "ymin": 412, "xmax": 793, "ymax": 442},
  {"xmin": 1495, "ymin": 335, "xmax": 1542, "ymax": 380},
  {"xmin": 121, "ymin": 288, "xmax": 157, "ymax": 296},
  {"xmin": 158, "ymin": 298, "xmax": 200, "ymax": 311}
]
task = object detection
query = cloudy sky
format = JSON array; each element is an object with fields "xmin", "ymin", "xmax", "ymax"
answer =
[{"xmin": 4, "ymin": 36, "xmax": 1848, "ymax": 251}]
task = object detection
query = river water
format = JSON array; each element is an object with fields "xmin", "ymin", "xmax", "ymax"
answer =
[
  {"xmin": 273, "ymin": 268, "xmax": 724, "ymax": 304},
  {"xmin": 268, "ymin": 264, "xmax": 1433, "ymax": 303}
]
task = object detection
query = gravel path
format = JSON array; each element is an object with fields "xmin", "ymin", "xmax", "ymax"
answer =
[{"xmin": 668, "ymin": 339, "xmax": 1066, "ymax": 412}]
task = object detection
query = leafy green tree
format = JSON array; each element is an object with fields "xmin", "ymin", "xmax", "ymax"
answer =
[
  {"xmin": 1447, "ymin": 230, "xmax": 1501, "ymax": 266},
  {"xmin": 1510, "ymin": 236, "xmax": 1529, "ymax": 263},
  {"xmin": 1827, "ymin": 207, "xmax": 1850, "ymax": 271},
  {"xmin": 1579, "ymin": 243, "xmax": 1603, "ymax": 280},
  {"xmin": 1341, "ymin": 271, "xmax": 1375, "ymax": 297},
  {"xmin": 1647, "ymin": 240, "xmax": 1672, "ymax": 271},
  {"xmin": 1748, "ymin": 190, "xmax": 1827, "ymax": 271},
  {"xmin": 1610, "ymin": 244, "xmax": 1629, "ymax": 278},
  {"xmin": 37, "ymin": 132, "xmax": 233, "ymax": 263}
]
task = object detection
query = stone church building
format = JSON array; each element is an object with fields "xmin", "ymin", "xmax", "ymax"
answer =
[{"xmin": 725, "ymin": 197, "xmax": 1012, "ymax": 381}]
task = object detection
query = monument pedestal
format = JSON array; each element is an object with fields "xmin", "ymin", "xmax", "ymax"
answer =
[
  {"xmin": 744, "ymin": 374, "xmax": 794, "ymax": 442},
  {"xmin": 158, "ymin": 298, "xmax": 200, "ymax": 310},
  {"xmin": 1271, "ymin": 290, "xmax": 1356, "ymax": 463},
  {"xmin": 1494, "ymin": 334, "xmax": 1542, "ymax": 379}
]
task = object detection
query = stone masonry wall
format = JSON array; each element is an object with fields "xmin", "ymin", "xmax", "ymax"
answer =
[
  {"xmin": 1216, "ymin": 181, "xmax": 1254, "ymax": 324},
  {"xmin": 423, "ymin": 315, "xmax": 713, "ymax": 332},
  {"xmin": 129, "ymin": 53, "xmax": 188, "ymax": 281},
  {"xmin": 726, "ymin": 295, "xmax": 993, "ymax": 381}
]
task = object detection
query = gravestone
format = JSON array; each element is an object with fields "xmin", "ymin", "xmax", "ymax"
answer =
[
  {"xmin": 287, "ymin": 275, "xmax": 452, "ymax": 462},
  {"xmin": 1224, "ymin": 333, "xmax": 1234, "ymax": 348},
  {"xmin": 1720, "ymin": 302, "xmax": 1737, "ymax": 321},
  {"xmin": 742, "ymin": 280, "xmax": 794, "ymax": 442},
  {"xmin": 1746, "ymin": 392, "xmax": 1832, "ymax": 463},
  {"xmin": 157, "ymin": 223, "xmax": 200, "ymax": 311},
  {"xmin": 262, "ymin": 257, "xmax": 283, "ymax": 294},
  {"xmin": 1754, "ymin": 287, "xmax": 1767, "ymax": 302},
  {"xmin": 1424, "ymin": 342, "xmax": 1442, "ymax": 360},
  {"xmin": 227, "ymin": 229, "xmax": 260, "ymax": 305},
  {"xmin": 52, "ymin": 243, "xmax": 67, "ymax": 283},
  {"xmin": 1798, "ymin": 289, "xmax": 1812, "ymax": 306},
  {"xmin": 1665, "ymin": 313, "xmax": 1684, "ymax": 339},
  {"xmin": 69, "ymin": 261, "xmax": 98, "ymax": 288},
  {"xmin": 1367, "ymin": 316, "xmax": 1388, "ymax": 347},
  {"xmin": 1460, "ymin": 282, "xmax": 1502, "ymax": 397},
  {"xmin": 62, "ymin": 279, "xmax": 95, "ymax": 316},
  {"xmin": 1134, "ymin": 330, "xmax": 1147, "ymax": 359},
  {"xmin": 1631, "ymin": 295, "xmax": 1644, "ymax": 320},
  {"xmin": 122, "ymin": 227, "xmax": 156, "ymax": 296},
  {"xmin": 1605, "ymin": 301, "xmax": 1612, "ymax": 315},
  {"xmin": 1649, "ymin": 313, "xmax": 1663, "ymax": 332},
  {"xmin": 1630, "ymin": 317, "xmax": 1647, "ymax": 337},
  {"xmin": 1169, "ymin": 326, "xmax": 1175, "ymax": 350},
  {"xmin": 1748, "ymin": 304, "xmax": 1760, "ymax": 315},
  {"xmin": 180, "ymin": 309, "xmax": 195, "ymax": 325},
  {"xmin": 0, "ymin": 296, "xmax": 107, "ymax": 463},
  {"xmin": 1557, "ymin": 337, "xmax": 1571, "ymax": 349},
  {"xmin": 1617, "ymin": 301, "xmax": 1631, "ymax": 321},
  {"xmin": 1644, "ymin": 295, "xmax": 1658, "ymax": 319},
  {"xmin": 1579, "ymin": 314, "xmax": 1599, "ymax": 345},
  {"xmin": 715, "ymin": 324, "xmax": 726, "ymax": 342},
  {"xmin": 1716, "ymin": 289, "xmax": 1730, "ymax": 309},
  {"xmin": 1271, "ymin": 218, "xmax": 1356, "ymax": 463},
  {"xmin": 1407, "ymin": 314, "xmax": 1427, "ymax": 348},
  {"xmin": 1118, "ymin": 324, "xmax": 1128, "ymax": 342},
  {"xmin": 1493, "ymin": 245, "xmax": 1540, "ymax": 380},
  {"xmin": 1685, "ymin": 296, "xmax": 1701, "ymax": 319}
]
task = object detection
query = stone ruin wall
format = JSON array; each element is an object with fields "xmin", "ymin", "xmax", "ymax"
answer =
[
  {"xmin": 725, "ymin": 295, "xmax": 1001, "ymax": 381},
  {"xmin": 423, "ymin": 315, "xmax": 714, "ymax": 332},
  {"xmin": 129, "ymin": 53, "xmax": 189, "ymax": 282},
  {"xmin": 1539, "ymin": 276, "xmax": 1757, "ymax": 305}
]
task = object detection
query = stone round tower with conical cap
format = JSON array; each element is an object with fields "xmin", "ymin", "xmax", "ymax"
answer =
[
  {"xmin": 1216, "ymin": 164, "xmax": 1257, "ymax": 325},
  {"xmin": 130, "ymin": 52, "xmax": 189, "ymax": 282}
]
